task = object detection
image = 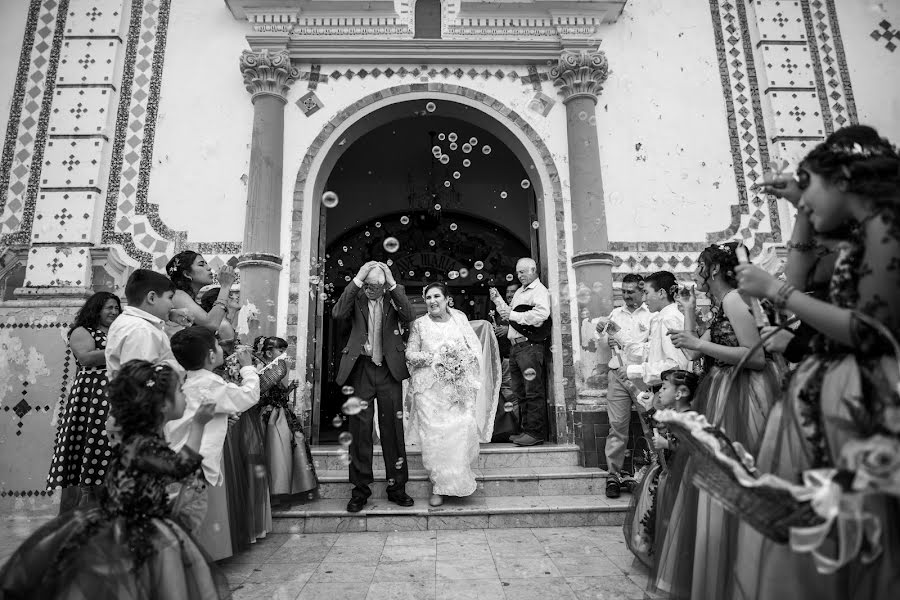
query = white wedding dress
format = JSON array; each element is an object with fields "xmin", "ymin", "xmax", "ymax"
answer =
[{"xmin": 405, "ymin": 309, "xmax": 485, "ymax": 497}]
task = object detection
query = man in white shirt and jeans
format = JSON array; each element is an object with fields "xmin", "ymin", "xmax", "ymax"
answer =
[
  {"xmin": 491, "ymin": 258, "xmax": 551, "ymax": 446},
  {"xmin": 594, "ymin": 274, "xmax": 652, "ymax": 497}
]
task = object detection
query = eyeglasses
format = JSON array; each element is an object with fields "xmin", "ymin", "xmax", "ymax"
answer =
[{"xmin": 362, "ymin": 284, "xmax": 384, "ymax": 291}]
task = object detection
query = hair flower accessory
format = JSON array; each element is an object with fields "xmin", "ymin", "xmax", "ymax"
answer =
[{"xmin": 145, "ymin": 379, "xmax": 155, "ymax": 388}]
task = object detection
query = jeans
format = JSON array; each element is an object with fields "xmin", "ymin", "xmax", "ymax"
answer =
[{"xmin": 509, "ymin": 342, "xmax": 547, "ymax": 439}]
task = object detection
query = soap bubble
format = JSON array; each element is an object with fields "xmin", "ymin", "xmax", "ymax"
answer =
[
  {"xmin": 608, "ymin": 192, "xmax": 623, "ymax": 206},
  {"xmin": 359, "ymin": 400, "xmax": 369, "ymax": 410},
  {"xmin": 448, "ymin": 132, "xmax": 458, "ymax": 142},
  {"xmin": 432, "ymin": 145, "xmax": 442, "ymax": 156},
  {"xmin": 386, "ymin": 258, "xmax": 393, "ymax": 266},
  {"xmin": 409, "ymin": 270, "xmax": 415, "ymax": 276},
  {"xmin": 332, "ymin": 414, "xmax": 343, "ymax": 428},
  {"xmin": 532, "ymin": 221, "xmax": 540, "ymax": 229},
  {"xmin": 375, "ymin": 222, "xmax": 381, "ymax": 228},
  {"xmin": 434, "ymin": 203, "xmax": 441, "ymax": 211},
  {"xmin": 364, "ymin": 231, "xmax": 371, "ymax": 237},
  {"xmin": 444, "ymin": 181, "xmax": 451, "ymax": 187},
  {"xmin": 589, "ymin": 115, "xmax": 596, "ymax": 126},
  {"xmin": 482, "ymin": 145, "xmax": 492, "ymax": 155},
  {"xmin": 338, "ymin": 432, "xmax": 353, "ymax": 446},
  {"xmin": 453, "ymin": 171, "xmax": 460, "ymax": 179},
  {"xmin": 578, "ymin": 111, "xmax": 587, "ymax": 121},
  {"xmin": 504, "ymin": 401, "xmax": 515, "ymax": 412},
  {"xmin": 459, "ymin": 268, "xmax": 469, "ymax": 278},
  {"xmin": 449, "ymin": 142, "xmax": 458, "ymax": 151},
  {"xmin": 448, "ymin": 270, "xmax": 459, "ymax": 280},
  {"xmin": 463, "ymin": 159, "xmax": 471, "ymax": 167},
  {"xmin": 341, "ymin": 397, "xmax": 365, "ymax": 415},
  {"xmin": 476, "ymin": 274, "xmax": 484, "ymax": 280},
  {"xmin": 341, "ymin": 385, "xmax": 355, "ymax": 395},
  {"xmin": 500, "ymin": 191, "xmax": 508, "ymax": 199},
  {"xmin": 342, "ymin": 246, "xmax": 348, "ymax": 252},
  {"xmin": 524, "ymin": 368, "xmax": 537, "ymax": 381},
  {"xmin": 426, "ymin": 101, "xmax": 436, "ymax": 113},
  {"xmin": 396, "ymin": 411, "xmax": 403, "ymax": 419},
  {"xmin": 469, "ymin": 137, "xmax": 478, "ymax": 146},
  {"xmin": 521, "ymin": 179, "xmax": 531, "ymax": 189},
  {"xmin": 338, "ymin": 451, "xmax": 351, "ymax": 467},
  {"xmin": 462, "ymin": 143, "xmax": 472, "ymax": 153},
  {"xmin": 424, "ymin": 271, "xmax": 431, "ymax": 277},
  {"xmin": 474, "ymin": 261, "xmax": 484, "ymax": 270},
  {"xmin": 400, "ymin": 215, "xmax": 410, "ymax": 225},
  {"xmin": 395, "ymin": 458, "xmax": 405, "ymax": 469},
  {"xmin": 450, "ymin": 223, "xmax": 458, "ymax": 231},
  {"xmin": 321, "ymin": 191, "xmax": 339, "ymax": 208},
  {"xmin": 383, "ymin": 237, "xmax": 400, "ymax": 253},
  {"xmin": 440, "ymin": 155, "xmax": 450, "ymax": 165},
  {"xmin": 438, "ymin": 133, "xmax": 446, "ymax": 141},
  {"xmin": 254, "ymin": 465, "xmax": 267, "ymax": 479},
  {"xmin": 506, "ymin": 274, "xmax": 514, "ymax": 282},
  {"xmin": 344, "ymin": 275, "xmax": 351, "ymax": 282},
  {"xmin": 429, "ymin": 240, "xmax": 436, "ymax": 246},
  {"xmin": 337, "ymin": 259, "xmax": 344, "ymax": 266},
  {"xmin": 319, "ymin": 292, "xmax": 328, "ymax": 300}
]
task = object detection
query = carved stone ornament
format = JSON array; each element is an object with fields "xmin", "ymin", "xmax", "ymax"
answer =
[
  {"xmin": 550, "ymin": 48, "xmax": 609, "ymax": 104},
  {"xmin": 240, "ymin": 49, "xmax": 300, "ymax": 102}
]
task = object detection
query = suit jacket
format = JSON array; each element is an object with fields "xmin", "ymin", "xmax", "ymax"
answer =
[{"xmin": 331, "ymin": 281, "xmax": 414, "ymax": 386}]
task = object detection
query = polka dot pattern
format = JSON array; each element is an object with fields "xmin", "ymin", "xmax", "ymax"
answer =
[{"xmin": 46, "ymin": 328, "xmax": 112, "ymax": 489}]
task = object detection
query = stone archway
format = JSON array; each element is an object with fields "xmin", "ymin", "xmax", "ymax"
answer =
[{"xmin": 286, "ymin": 84, "xmax": 578, "ymax": 442}]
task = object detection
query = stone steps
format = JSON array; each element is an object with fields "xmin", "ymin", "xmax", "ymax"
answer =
[{"xmin": 272, "ymin": 444, "xmax": 626, "ymax": 532}]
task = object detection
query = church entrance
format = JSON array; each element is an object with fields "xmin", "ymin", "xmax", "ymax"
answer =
[{"xmin": 314, "ymin": 115, "xmax": 537, "ymax": 443}]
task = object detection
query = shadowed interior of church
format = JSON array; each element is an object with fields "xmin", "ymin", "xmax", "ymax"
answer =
[{"xmin": 317, "ymin": 115, "xmax": 537, "ymax": 442}]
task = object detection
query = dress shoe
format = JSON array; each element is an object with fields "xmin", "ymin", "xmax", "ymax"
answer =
[
  {"xmin": 509, "ymin": 433, "xmax": 526, "ymax": 444},
  {"xmin": 429, "ymin": 494, "xmax": 443, "ymax": 507},
  {"xmin": 512, "ymin": 433, "xmax": 543, "ymax": 447},
  {"xmin": 387, "ymin": 492, "xmax": 415, "ymax": 507},
  {"xmin": 346, "ymin": 498, "xmax": 367, "ymax": 513},
  {"xmin": 606, "ymin": 475, "xmax": 621, "ymax": 499}
]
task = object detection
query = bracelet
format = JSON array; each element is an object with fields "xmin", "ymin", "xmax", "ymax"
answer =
[
  {"xmin": 773, "ymin": 283, "xmax": 796, "ymax": 310},
  {"xmin": 212, "ymin": 300, "xmax": 228, "ymax": 311},
  {"xmin": 786, "ymin": 240, "xmax": 817, "ymax": 252}
]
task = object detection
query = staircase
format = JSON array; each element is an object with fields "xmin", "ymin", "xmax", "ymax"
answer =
[{"xmin": 271, "ymin": 444, "xmax": 629, "ymax": 533}]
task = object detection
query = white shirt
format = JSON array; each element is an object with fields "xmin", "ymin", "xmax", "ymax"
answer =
[
  {"xmin": 627, "ymin": 302, "xmax": 690, "ymax": 387},
  {"xmin": 105, "ymin": 306, "xmax": 179, "ymax": 380},
  {"xmin": 495, "ymin": 278, "xmax": 551, "ymax": 343},
  {"xmin": 594, "ymin": 304, "xmax": 652, "ymax": 368},
  {"xmin": 164, "ymin": 367, "xmax": 260, "ymax": 486}
]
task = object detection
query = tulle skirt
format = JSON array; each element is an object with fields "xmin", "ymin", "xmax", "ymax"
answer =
[
  {"xmin": 194, "ymin": 483, "xmax": 232, "ymax": 561},
  {"xmin": 623, "ymin": 460, "xmax": 662, "ymax": 568},
  {"xmin": 0, "ymin": 508, "xmax": 228, "ymax": 600},
  {"xmin": 265, "ymin": 407, "xmax": 318, "ymax": 499},
  {"xmin": 649, "ymin": 448, "xmax": 696, "ymax": 600}
]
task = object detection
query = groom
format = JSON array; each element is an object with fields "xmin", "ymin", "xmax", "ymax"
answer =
[{"xmin": 332, "ymin": 261, "xmax": 415, "ymax": 512}]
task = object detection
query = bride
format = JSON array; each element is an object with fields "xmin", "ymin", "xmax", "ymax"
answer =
[{"xmin": 406, "ymin": 282, "xmax": 484, "ymax": 506}]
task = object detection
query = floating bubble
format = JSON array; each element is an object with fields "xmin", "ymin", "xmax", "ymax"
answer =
[
  {"xmin": 359, "ymin": 400, "xmax": 369, "ymax": 411},
  {"xmin": 482, "ymin": 145, "xmax": 492, "ymax": 155},
  {"xmin": 572, "ymin": 223, "xmax": 579, "ymax": 231},
  {"xmin": 424, "ymin": 271, "xmax": 431, "ymax": 277},
  {"xmin": 429, "ymin": 240, "xmax": 436, "ymax": 246},
  {"xmin": 400, "ymin": 215, "xmax": 410, "ymax": 225},
  {"xmin": 474, "ymin": 261, "xmax": 484, "ymax": 270},
  {"xmin": 341, "ymin": 385, "xmax": 355, "ymax": 396},
  {"xmin": 469, "ymin": 300, "xmax": 475, "ymax": 305},
  {"xmin": 338, "ymin": 432, "xmax": 353, "ymax": 446},
  {"xmin": 341, "ymin": 397, "xmax": 365, "ymax": 416},
  {"xmin": 319, "ymin": 292, "xmax": 328, "ymax": 301},
  {"xmin": 476, "ymin": 274, "xmax": 484, "ymax": 280},
  {"xmin": 388, "ymin": 478, "xmax": 395, "ymax": 486},
  {"xmin": 383, "ymin": 237, "xmax": 400, "ymax": 253},
  {"xmin": 506, "ymin": 274, "xmax": 514, "ymax": 282},
  {"xmin": 500, "ymin": 191, "xmax": 508, "ymax": 199},
  {"xmin": 321, "ymin": 191, "xmax": 339, "ymax": 208},
  {"xmin": 395, "ymin": 458, "xmax": 405, "ymax": 469},
  {"xmin": 459, "ymin": 268, "xmax": 469, "ymax": 278},
  {"xmin": 440, "ymin": 155, "xmax": 450, "ymax": 165},
  {"xmin": 426, "ymin": 101, "xmax": 436, "ymax": 113},
  {"xmin": 453, "ymin": 171, "xmax": 461, "ymax": 179},
  {"xmin": 524, "ymin": 368, "xmax": 537, "ymax": 381},
  {"xmin": 521, "ymin": 179, "xmax": 531, "ymax": 189},
  {"xmin": 608, "ymin": 192, "xmax": 622, "ymax": 206},
  {"xmin": 386, "ymin": 259, "xmax": 393, "ymax": 266},
  {"xmin": 332, "ymin": 414, "xmax": 343, "ymax": 428},
  {"xmin": 450, "ymin": 142, "xmax": 458, "ymax": 151},
  {"xmin": 462, "ymin": 159, "xmax": 471, "ymax": 167},
  {"xmin": 432, "ymin": 146, "xmax": 442, "ymax": 157},
  {"xmin": 589, "ymin": 115, "xmax": 597, "ymax": 126},
  {"xmin": 434, "ymin": 203, "xmax": 441, "ymax": 211},
  {"xmin": 462, "ymin": 143, "xmax": 472, "ymax": 153},
  {"xmin": 342, "ymin": 246, "xmax": 348, "ymax": 252},
  {"xmin": 254, "ymin": 464, "xmax": 266, "ymax": 479},
  {"xmin": 450, "ymin": 223, "xmax": 458, "ymax": 231},
  {"xmin": 438, "ymin": 133, "xmax": 446, "ymax": 141},
  {"xmin": 444, "ymin": 181, "xmax": 451, "ymax": 188},
  {"xmin": 339, "ymin": 451, "xmax": 351, "ymax": 466},
  {"xmin": 344, "ymin": 275, "xmax": 351, "ymax": 282},
  {"xmin": 448, "ymin": 132, "xmax": 458, "ymax": 142},
  {"xmin": 503, "ymin": 401, "xmax": 515, "ymax": 412},
  {"xmin": 337, "ymin": 259, "xmax": 344, "ymax": 266},
  {"xmin": 409, "ymin": 270, "xmax": 415, "ymax": 276},
  {"xmin": 364, "ymin": 231, "xmax": 371, "ymax": 237},
  {"xmin": 396, "ymin": 411, "xmax": 403, "ymax": 419},
  {"xmin": 469, "ymin": 137, "xmax": 478, "ymax": 146},
  {"xmin": 448, "ymin": 270, "xmax": 459, "ymax": 280},
  {"xmin": 532, "ymin": 221, "xmax": 540, "ymax": 230}
]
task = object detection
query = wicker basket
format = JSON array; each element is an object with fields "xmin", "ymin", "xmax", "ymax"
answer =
[{"xmin": 664, "ymin": 420, "xmax": 823, "ymax": 544}]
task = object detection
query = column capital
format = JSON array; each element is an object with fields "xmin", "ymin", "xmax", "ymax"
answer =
[
  {"xmin": 550, "ymin": 48, "xmax": 609, "ymax": 105},
  {"xmin": 239, "ymin": 49, "xmax": 300, "ymax": 103}
]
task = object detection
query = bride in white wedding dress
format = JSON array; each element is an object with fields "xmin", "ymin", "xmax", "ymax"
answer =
[{"xmin": 405, "ymin": 282, "xmax": 484, "ymax": 506}]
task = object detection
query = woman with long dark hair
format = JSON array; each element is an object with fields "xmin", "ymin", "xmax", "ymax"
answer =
[
  {"xmin": 164, "ymin": 251, "xmax": 235, "ymax": 332},
  {"xmin": 47, "ymin": 292, "xmax": 121, "ymax": 513}
]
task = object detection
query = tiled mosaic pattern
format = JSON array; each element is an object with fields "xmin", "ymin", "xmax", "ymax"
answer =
[
  {"xmin": 297, "ymin": 65, "xmax": 550, "ymax": 89},
  {"xmin": 102, "ymin": 0, "xmax": 183, "ymax": 270},
  {"xmin": 871, "ymin": 19, "xmax": 898, "ymax": 52},
  {"xmin": 0, "ymin": 0, "xmax": 68, "ymax": 245}
]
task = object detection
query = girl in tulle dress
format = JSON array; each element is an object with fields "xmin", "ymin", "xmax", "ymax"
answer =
[
  {"xmin": 732, "ymin": 126, "xmax": 900, "ymax": 600},
  {"xmin": 666, "ymin": 242, "xmax": 783, "ymax": 599},
  {"xmin": 625, "ymin": 369, "xmax": 699, "ymax": 568},
  {"xmin": 0, "ymin": 361, "xmax": 227, "ymax": 600}
]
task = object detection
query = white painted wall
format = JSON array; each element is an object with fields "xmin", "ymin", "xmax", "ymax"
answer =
[{"xmin": 0, "ymin": 2, "xmax": 32, "ymax": 144}]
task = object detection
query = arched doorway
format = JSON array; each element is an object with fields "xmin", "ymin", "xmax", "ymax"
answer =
[{"xmin": 316, "ymin": 116, "xmax": 536, "ymax": 442}]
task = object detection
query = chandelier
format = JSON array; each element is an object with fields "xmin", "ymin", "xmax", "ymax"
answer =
[{"xmin": 406, "ymin": 131, "xmax": 461, "ymax": 218}]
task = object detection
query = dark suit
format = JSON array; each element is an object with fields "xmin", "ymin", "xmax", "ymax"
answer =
[{"xmin": 332, "ymin": 281, "xmax": 414, "ymax": 501}]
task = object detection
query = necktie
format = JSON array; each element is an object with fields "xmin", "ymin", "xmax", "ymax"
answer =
[{"xmin": 370, "ymin": 299, "xmax": 383, "ymax": 366}]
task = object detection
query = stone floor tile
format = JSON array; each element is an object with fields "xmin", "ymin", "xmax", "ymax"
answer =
[
  {"xmin": 551, "ymin": 556, "xmax": 621, "ymax": 578},
  {"xmin": 543, "ymin": 541, "xmax": 606, "ymax": 558},
  {"xmin": 225, "ymin": 536, "xmax": 291, "ymax": 564},
  {"xmin": 492, "ymin": 556, "xmax": 561, "ymax": 579},
  {"xmin": 373, "ymin": 558, "xmax": 436, "ymax": 583},
  {"xmin": 499, "ymin": 577, "xmax": 578, "ymax": 600},
  {"xmin": 333, "ymin": 532, "xmax": 389, "ymax": 547},
  {"xmin": 435, "ymin": 541, "xmax": 494, "ymax": 561},
  {"xmin": 270, "ymin": 543, "xmax": 334, "ymax": 563},
  {"xmin": 385, "ymin": 531, "xmax": 438, "ymax": 545},
  {"xmin": 323, "ymin": 544, "xmax": 385, "ymax": 564},
  {"xmin": 380, "ymin": 543, "xmax": 437, "ymax": 562},
  {"xmin": 365, "ymin": 581, "xmax": 436, "ymax": 600},
  {"xmin": 219, "ymin": 562, "xmax": 260, "ymax": 587},
  {"xmin": 296, "ymin": 582, "xmax": 370, "ymax": 600},
  {"xmin": 435, "ymin": 529, "xmax": 487, "ymax": 542},
  {"xmin": 245, "ymin": 562, "xmax": 318, "ymax": 585},
  {"xmin": 436, "ymin": 579, "xmax": 505, "ymax": 600},
  {"xmin": 231, "ymin": 581, "xmax": 305, "ymax": 600},
  {"xmin": 308, "ymin": 561, "xmax": 377, "ymax": 583},
  {"xmin": 484, "ymin": 528, "xmax": 540, "ymax": 542},
  {"xmin": 279, "ymin": 533, "xmax": 340, "ymax": 548},
  {"xmin": 436, "ymin": 558, "xmax": 500, "ymax": 581},
  {"xmin": 566, "ymin": 575, "xmax": 646, "ymax": 600},
  {"xmin": 488, "ymin": 542, "xmax": 549, "ymax": 559}
]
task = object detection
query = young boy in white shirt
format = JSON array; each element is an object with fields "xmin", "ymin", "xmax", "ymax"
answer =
[{"xmin": 166, "ymin": 326, "xmax": 260, "ymax": 560}]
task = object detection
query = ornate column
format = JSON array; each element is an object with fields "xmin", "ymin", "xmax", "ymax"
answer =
[
  {"xmin": 552, "ymin": 48, "xmax": 613, "ymax": 405},
  {"xmin": 238, "ymin": 49, "xmax": 299, "ymax": 338}
]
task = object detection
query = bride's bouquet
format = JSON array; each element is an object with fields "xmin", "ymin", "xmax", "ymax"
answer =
[{"xmin": 433, "ymin": 339, "xmax": 477, "ymax": 407}]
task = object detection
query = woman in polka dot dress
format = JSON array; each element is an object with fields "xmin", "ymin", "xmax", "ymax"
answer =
[{"xmin": 46, "ymin": 291, "xmax": 121, "ymax": 513}]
